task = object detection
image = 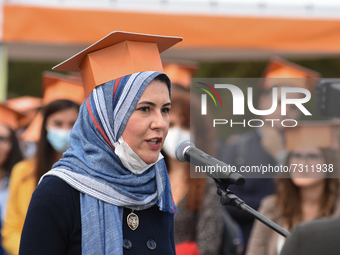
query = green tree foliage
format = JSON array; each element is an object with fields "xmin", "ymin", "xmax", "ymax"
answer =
[
  {"xmin": 6, "ymin": 57, "xmax": 340, "ymax": 98},
  {"xmin": 7, "ymin": 61, "xmax": 59, "ymax": 99}
]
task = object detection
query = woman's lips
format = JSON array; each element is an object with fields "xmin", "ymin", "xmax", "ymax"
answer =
[{"xmin": 146, "ymin": 138, "xmax": 162, "ymax": 150}]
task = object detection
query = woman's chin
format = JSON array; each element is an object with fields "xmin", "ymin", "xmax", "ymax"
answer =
[
  {"xmin": 142, "ymin": 155, "xmax": 159, "ymax": 165},
  {"xmin": 291, "ymin": 177, "xmax": 324, "ymax": 187}
]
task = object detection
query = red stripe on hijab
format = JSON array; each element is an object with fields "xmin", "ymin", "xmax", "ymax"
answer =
[
  {"xmin": 86, "ymin": 98, "xmax": 115, "ymax": 150},
  {"xmin": 113, "ymin": 77, "xmax": 121, "ymax": 100}
]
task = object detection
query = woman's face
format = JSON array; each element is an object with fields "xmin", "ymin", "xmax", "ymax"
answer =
[
  {"xmin": 0, "ymin": 124, "xmax": 12, "ymax": 167},
  {"xmin": 289, "ymin": 146, "xmax": 326, "ymax": 187},
  {"xmin": 46, "ymin": 107, "xmax": 79, "ymax": 130},
  {"xmin": 122, "ymin": 79, "xmax": 171, "ymax": 164}
]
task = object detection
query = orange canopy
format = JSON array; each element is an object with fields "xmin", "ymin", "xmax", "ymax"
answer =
[{"xmin": 3, "ymin": 4, "xmax": 340, "ymax": 61}]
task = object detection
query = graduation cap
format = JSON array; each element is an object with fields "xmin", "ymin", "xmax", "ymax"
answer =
[
  {"xmin": 6, "ymin": 96, "xmax": 42, "ymax": 112},
  {"xmin": 284, "ymin": 120, "xmax": 340, "ymax": 151},
  {"xmin": 53, "ymin": 31, "xmax": 183, "ymax": 96},
  {"xmin": 42, "ymin": 71, "xmax": 85, "ymax": 105},
  {"xmin": 163, "ymin": 61, "xmax": 198, "ymax": 89},
  {"xmin": 21, "ymin": 112, "xmax": 43, "ymax": 142},
  {"xmin": 5, "ymin": 96, "xmax": 42, "ymax": 128},
  {"xmin": 0, "ymin": 103, "xmax": 28, "ymax": 131},
  {"xmin": 261, "ymin": 56, "xmax": 321, "ymax": 91},
  {"xmin": 22, "ymin": 72, "xmax": 85, "ymax": 142}
]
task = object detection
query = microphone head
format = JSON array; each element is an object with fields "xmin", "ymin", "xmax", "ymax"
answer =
[{"xmin": 175, "ymin": 140, "xmax": 193, "ymax": 162}]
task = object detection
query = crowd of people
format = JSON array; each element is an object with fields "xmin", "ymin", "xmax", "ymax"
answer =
[{"xmin": 0, "ymin": 30, "xmax": 339, "ymax": 255}]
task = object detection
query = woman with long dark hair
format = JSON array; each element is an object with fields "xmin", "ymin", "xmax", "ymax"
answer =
[
  {"xmin": 246, "ymin": 122, "xmax": 340, "ymax": 255},
  {"xmin": 0, "ymin": 104, "xmax": 24, "ymax": 255},
  {"xmin": 2, "ymin": 99, "xmax": 79, "ymax": 254}
]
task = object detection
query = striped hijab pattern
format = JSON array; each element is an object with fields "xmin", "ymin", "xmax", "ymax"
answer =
[{"xmin": 42, "ymin": 71, "xmax": 176, "ymax": 255}]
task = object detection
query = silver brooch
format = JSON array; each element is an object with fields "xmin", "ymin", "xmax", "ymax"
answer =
[{"xmin": 127, "ymin": 210, "xmax": 139, "ymax": 231}]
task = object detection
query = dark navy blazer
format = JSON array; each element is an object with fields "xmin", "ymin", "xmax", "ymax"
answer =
[{"xmin": 19, "ymin": 176, "xmax": 176, "ymax": 255}]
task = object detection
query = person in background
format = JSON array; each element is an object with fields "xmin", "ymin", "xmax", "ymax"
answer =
[
  {"xmin": 219, "ymin": 57, "xmax": 321, "ymax": 254},
  {"xmin": 280, "ymin": 214, "xmax": 340, "ymax": 255},
  {"xmin": 162, "ymin": 85, "xmax": 223, "ymax": 255},
  {"xmin": 163, "ymin": 61, "xmax": 198, "ymax": 91},
  {"xmin": 0, "ymin": 104, "xmax": 25, "ymax": 255},
  {"xmin": 19, "ymin": 31, "xmax": 182, "ymax": 254},
  {"xmin": 246, "ymin": 121, "xmax": 340, "ymax": 255},
  {"xmin": 1, "ymin": 72, "xmax": 84, "ymax": 255},
  {"xmin": 5, "ymin": 96, "xmax": 42, "ymax": 158}
]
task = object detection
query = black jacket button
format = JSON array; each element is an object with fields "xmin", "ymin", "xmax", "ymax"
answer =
[
  {"xmin": 146, "ymin": 239, "xmax": 157, "ymax": 250},
  {"xmin": 123, "ymin": 239, "xmax": 132, "ymax": 250}
]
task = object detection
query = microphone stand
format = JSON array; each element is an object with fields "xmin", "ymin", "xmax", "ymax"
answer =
[
  {"xmin": 175, "ymin": 140, "xmax": 290, "ymax": 237},
  {"xmin": 213, "ymin": 178, "xmax": 290, "ymax": 238}
]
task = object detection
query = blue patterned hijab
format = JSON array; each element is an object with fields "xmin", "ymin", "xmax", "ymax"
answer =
[{"xmin": 42, "ymin": 71, "xmax": 176, "ymax": 255}]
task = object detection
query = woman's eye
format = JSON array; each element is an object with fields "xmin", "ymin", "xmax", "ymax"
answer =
[
  {"xmin": 138, "ymin": 107, "xmax": 149, "ymax": 112},
  {"xmin": 53, "ymin": 121, "xmax": 63, "ymax": 128},
  {"xmin": 162, "ymin": 108, "xmax": 170, "ymax": 114}
]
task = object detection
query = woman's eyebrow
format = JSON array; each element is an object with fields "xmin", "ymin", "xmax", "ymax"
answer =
[
  {"xmin": 137, "ymin": 101, "xmax": 156, "ymax": 106},
  {"xmin": 137, "ymin": 101, "xmax": 172, "ymax": 107}
]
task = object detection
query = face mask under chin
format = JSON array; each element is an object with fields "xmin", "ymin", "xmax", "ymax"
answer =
[{"xmin": 114, "ymin": 136, "xmax": 163, "ymax": 175}]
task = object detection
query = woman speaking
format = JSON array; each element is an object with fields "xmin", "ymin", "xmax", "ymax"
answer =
[{"xmin": 19, "ymin": 31, "xmax": 182, "ymax": 255}]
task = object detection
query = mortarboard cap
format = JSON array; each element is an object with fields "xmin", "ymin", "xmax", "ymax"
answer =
[
  {"xmin": 5, "ymin": 96, "xmax": 42, "ymax": 127},
  {"xmin": 163, "ymin": 61, "xmax": 198, "ymax": 89},
  {"xmin": 284, "ymin": 121, "xmax": 340, "ymax": 151},
  {"xmin": 5, "ymin": 96, "xmax": 42, "ymax": 128},
  {"xmin": 261, "ymin": 56, "xmax": 321, "ymax": 91},
  {"xmin": 53, "ymin": 31, "xmax": 183, "ymax": 96},
  {"xmin": 21, "ymin": 112, "xmax": 43, "ymax": 142},
  {"xmin": 6, "ymin": 96, "xmax": 42, "ymax": 112},
  {"xmin": 0, "ymin": 103, "xmax": 28, "ymax": 130},
  {"xmin": 42, "ymin": 71, "xmax": 85, "ymax": 105}
]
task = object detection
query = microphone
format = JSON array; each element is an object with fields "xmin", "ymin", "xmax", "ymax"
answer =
[
  {"xmin": 175, "ymin": 140, "xmax": 245, "ymax": 186},
  {"xmin": 175, "ymin": 141, "xmax": 292, "ymax": 238}
]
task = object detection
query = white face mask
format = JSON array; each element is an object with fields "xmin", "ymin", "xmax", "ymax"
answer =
[
  {"xmin": 114, "ymin": 136, "xmax": 163, "ymax": 175},
  {"xmin": 46, "ymin": 127, "xmax": 72, "ymax": 153},
  {"xmin": 162, "ymin": 127, "xmax": 191, "ymax": 159}
]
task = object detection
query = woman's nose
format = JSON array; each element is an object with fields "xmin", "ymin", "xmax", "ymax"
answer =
[{"xmin": 151, "ymin": 112, "xmax": 167, "ymax": 130}]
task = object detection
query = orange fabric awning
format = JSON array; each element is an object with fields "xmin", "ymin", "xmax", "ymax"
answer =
[{"xmin": 3, "ymin": 4, "xmax": 340, "ymax": 54}]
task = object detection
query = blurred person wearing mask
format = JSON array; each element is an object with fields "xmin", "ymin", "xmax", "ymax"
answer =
[
  {"xmin": 0, "ymin": 104, "xmax": 24, "ymax": 255},
  {"xmin": 246, "ymin": 121, "xmax": 340, "ymax": 255},
  {"xmin": 162, "ymin": 63, "xmax": 224, "ymax": 255},
  {"xmin": 1, "ymin": 73, "xmax": 83, "ymax": 255},
  {"xmin": 220, "ymin": 57, "xmax": 321, "ymax": 254}
]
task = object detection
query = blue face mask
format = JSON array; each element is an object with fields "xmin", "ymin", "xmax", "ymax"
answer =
[{"xmin": 46, "ymin": 127, "xmax": 72, "ymax": 153}]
